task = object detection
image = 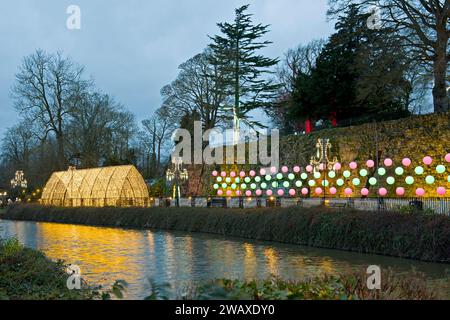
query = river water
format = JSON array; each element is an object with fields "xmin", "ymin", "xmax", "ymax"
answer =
[{"xmin": 0, "ymin": 219, "xmax": 449, "ymax": 299}]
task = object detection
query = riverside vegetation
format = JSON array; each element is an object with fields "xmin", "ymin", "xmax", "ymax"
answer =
[{"xmin": 3, "ymin": 204, "xmax": 450, "ymax": 263}]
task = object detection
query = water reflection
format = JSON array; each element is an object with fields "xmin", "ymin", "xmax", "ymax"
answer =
[{"xmin": 0, "ymin": 219, "xmax": 449, "ymax": 299}]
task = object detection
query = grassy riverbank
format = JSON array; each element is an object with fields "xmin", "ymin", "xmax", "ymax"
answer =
[{"xmin": 4, "ymin": 204, "xmax": 450, "ymax": 263}]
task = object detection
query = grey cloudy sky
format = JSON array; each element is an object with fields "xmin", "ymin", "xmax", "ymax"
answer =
[{"xmin": 0, "ymin": 0, "xmax": 334, "ymax": 137}]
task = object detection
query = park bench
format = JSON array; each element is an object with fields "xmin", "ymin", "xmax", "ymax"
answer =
[{"xmin": 329, "ymin": 202, "xmax": 347, "ymax": 208}]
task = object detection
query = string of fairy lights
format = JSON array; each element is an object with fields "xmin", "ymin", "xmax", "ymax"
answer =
[{"xmin": 212, "ymin": 154, "xmax": 450, "ymax": 198}]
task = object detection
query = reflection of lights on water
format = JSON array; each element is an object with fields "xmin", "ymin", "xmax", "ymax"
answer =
[{"xmin": 264, "ymin": 248, "xmax": 278, "ymax": 276}]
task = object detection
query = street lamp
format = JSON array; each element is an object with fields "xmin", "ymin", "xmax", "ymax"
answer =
[{"xmin": 166, "ymin": 156, "xmax": 189, "ymax": 207}]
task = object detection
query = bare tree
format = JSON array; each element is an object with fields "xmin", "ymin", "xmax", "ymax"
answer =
[{"xmin": 328, "ymin": 0, "xmax": 449, "ymax": 112}]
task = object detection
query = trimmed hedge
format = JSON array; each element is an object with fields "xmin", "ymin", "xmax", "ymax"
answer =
[{"xmin": 3, "ymin": 204, "xmax": 450, "ymax": 263}]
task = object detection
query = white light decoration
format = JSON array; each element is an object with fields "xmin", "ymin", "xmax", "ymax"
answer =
[{"xmin": 11, "ymin": 170, "xmax": 28, "ymax": 189}]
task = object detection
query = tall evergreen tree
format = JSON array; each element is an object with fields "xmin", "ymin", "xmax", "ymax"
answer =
[{"xmin": 209, "ymin": 4, "xmax": 279, "ymax": 143}]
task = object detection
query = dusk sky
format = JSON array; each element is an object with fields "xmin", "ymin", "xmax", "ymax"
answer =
[{"xmin": 0, "ymin": 0, "xmax": 334, "ymax": 137}]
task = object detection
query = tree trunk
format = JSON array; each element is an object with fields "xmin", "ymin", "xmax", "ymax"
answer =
[
  {"xmin": 56, "ymin": 133, "xmax": 65, "ymax": 170},
  {"xmin": 433, "ymin": 28, "xmax": 449, "ymax": 113}
]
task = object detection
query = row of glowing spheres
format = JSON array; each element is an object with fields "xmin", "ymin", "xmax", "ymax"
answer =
[{"xmin": 212, "ymin": 154, "xmax": 450, "ymax": 197}]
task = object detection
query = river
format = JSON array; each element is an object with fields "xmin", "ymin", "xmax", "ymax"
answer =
[{"xmin": 0, "ymin": 219, "xmax": 449, "ymax": 299}]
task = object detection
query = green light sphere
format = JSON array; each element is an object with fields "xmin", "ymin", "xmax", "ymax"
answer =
[
  {"xmin": 448, "ymin": 175, "xmax": 450, "ymax": 183},
  {"xmin": 213, "ymin": 184, "xmax": 219, "ymax": 190},
  {"xmin": 359, "ymin": 169, "xmax": 368, "ymax": 177},
  {"xmin": 260, "ymin": 182, "xmax": 267, "ymax": 189},
  {"xmin": 369, "ymin": 177, "xmax": 377, "ymax": 186},
  {"xmin": 221, "ymin": 183, "xmax": 228, "ymax": 189},
  {"xmin": 295, "ymin": 181, "xmax": 302, "ymax": 188},
  {"xmin": 336, "ymin": 179, "xmax": 344, "ymax": 187},
  {"xmin": 314, "ymin": 172, "xmax": 321, "ymax": 179},
  {"xmin": 288, "ymin": 173, "xmax": 295, "ymax": 180},
  {"xmin": 301, "ymin": 173, "xmax": 308, "ymax": 180},
  {"xmin": 425, "ymin": 175, "xmax": 435, "ymax": 185},
  {"xmin": 405, "ymin": 176, "xmax": 414, "ymax": 185},
  {"xmin": 241, "ymin": 183, "xmax": 247, "ymax": 190},
  {"xmin": 272, "ymin": 181, "xmax": 278, "ymax": 188},
  {"xmin": 283, "ymin": 181, "xmax": 290, "ymax": 188},
  {"xmin": 276, "ymin": 173, "xmax": 283, "ymax": 180},
  {"xmin": 250, "ymin": 183, "xmax": 257, "ymax": 190},
  {"xmin": 436, "ymin": 165, "xmax": 446, "ymax": 174},
  {"xmin": 328, "ymin": 171, "xmax": 336, "ymax": 179},
  {"xmin": 244, "ymin": 177, "xmax": 251, "ymax": 183},
  {"xmin": 322, "ymin": 180, "xmax": 330, "ymax": 187},
  {"xmin": 308, "ymin": 180, "xmax": 316, "ymax": 187},
  {"xmin": 395, "ymin": 167, "xmax": 404, "ymax": 176},
  {"xmin": 235, "ymin": 178, "xmax": 240, "ymax": 184},
  {"xmin": 386, "ymin": 177, "xmax": 395, "ymax": 185},
  {"xmin": 415, "ymin": 166, "xmax": 424, "ymax": 175},
  {"xmin": 217, "ymin": 177, "xmax": 223, "ymax": 182},
  {"xmin": 378, "ymin": 168, "xmax": 386, "ymax": 176},
  {"xmin": 255, "ymin": 176, "xmax": 261, "ymax": 183},
  {"xmin": 225, "ymin": 177, "xmax": 231, "ymax": 183},
  {"xmin": 265, "ymin": 175, "xmax": 272, "ymax": 181},
  {"xmin": 231, "ymin": 184, "xmax": 237, "ymax": 190},
  {"xmin": 352, "ymin": 178, "xmax": 361, "ymax": 186},
  {"xmin": 343, "ymin": 170, "xmax": 351, "ymax": 178}
]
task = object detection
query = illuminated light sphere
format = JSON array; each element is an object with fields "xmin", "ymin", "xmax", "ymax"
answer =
[
  {"xmin": 319, "ymin": 163, "xmax": 325, "ymax": 171},
  {"xmin": 405, "ymin": 176, "xmax": 414, "ymax": 185},
  {"xmin": 244, "ymin": 177, "xmax": 251, "ymax": 183},
  {"xmin": 423, "ymin": 156, "xmax": 433, "ymax": 166},
  {"xmin": 415, "ymin": 166, "xmax": 424, "ymax": 175},
  {"xmin": 369, "ymin": 177, "xmax": 377, "ymax": 186},
  {"xmin": 448, "ymin": 175, "xmax": 450, "ymax": 183},
  {"xmin": 255, "ymin": 176, "xmax": 261, "ymax": 183},
  {"xmin": 221, "ymin": 183, "xmax": 228, "ymax": 189},
  {"xmin": 245, "ymin": 190, "xmax": 252, "ymax": 197},
  {"xmin": 315, "ymin": 187, "xmax": 323, "ymax": 195},
  {"xmin": 213, "ymin": 184, "xmax": 219, "ymax": 190},
  {"xmin": 231, "ymin": 183, "xmax": 237, "ymax": 190},
  {"xmin": 278, "ymin": 189, "xmax": 285, "ymax": 196},
  {"xmin": 249, "ymin": 170, "xmax": 256, "ymax": 177},
  {"xmin": 235, "ymin": 178, "xmax": 240, "ymax": 184},
  {"xmin": 288, "ymin": 173, "xmax": 295, "ymax": 180},
  {"xmin": 333, "ymin": 163, "xmax": 342, "ymax": 171},
  {"xmin": 260, "ymin": 168, "xmax": 266, "ymax": 176},
  {"xmin": 272, "ymin": 182, "xmax": 279, "ymax": 188},
  {"xmin": 436, "ymin": 165, "xmax": 446, "ymax": 174},
  {"xmin": 212, "ymin": 171, "xmax": 218, "ymax": 177},
  {"xmin": 250, "ymin": 183, "xmax": 257, "ymax": 190},
  {"xmin": 328, "ymin": 171, "xmax": 336, "ymax": 179},
  {"xmin": 295, "ymin": 181, "xmax": 302, "ymax": 188},
  {"xmin": 336, "ymin": 179, "xmax": 345, "ymax": 187},
  {"xmin": 384, "ymin": 158, "xmax": 393, "ymax": 167},
  {"xmin": 349, "ymin": 162, "xmax": 358, "ymax": 170},
  {"xmin": 226, "ymin": 190, "xmax": 232, "ymax": 197},
  {"xmin": 265, "ymin": 175, "xmax": 272, "ymax": 181},
  {"xmin": 260, "ymin": 182, "xmax": 267, "ymax": 189},
  {"xmin": 313, "ymin": 172, "xmax": 321, "ymax": 179},
  {"xmin": 445, "ymin": 154, "xmax": 450, "ymax": 163},
  {"xmin": 293, "ymin": 166, "xmax": 301, "ymax": 173},
  {"xmin": 308, "ymin": 180, "xmax": 316, "ymax": 187},
  {"xmin": 217, "ymin": 190, "xmax": 223, "ymax": 196},
  {"xmin": 270, "ymin": 166, "xmax": 278, "ymax": 174},
  {"xmin": 402, "ymin": 158, "xmax": 412, "ymax": 167},
  {"xmin": 255, "ymin": 189, "xmax": 262, "ymax": 196},
  {"xmin": 225, "ymin": 177, "xmax": 231, "ymax": 183},
  {"xmin": 221, "ymin": 171, "xmax": 227, "ymax": 177},
  {"xmin": 240, "ymin": 171, "xmax": 246, "ymax": 178},
  {"xmin": 343, "ymin": 170, "xmax": 351, "ymax": 178},
  {"xmin": 378, "ymin": 188, "xmax": 388, "ymax": 197},
  {"xmin": 344, "ymin": 188, "xmax": 353, "ymax": 196},
  {"xmin": 289, "ymin": 189, "xmax": 296, "ymax": 196},
  {"xmin": 301, "ymin": 188, "xmax": 309, "ymax": 195},
  {"xmin": 359, "ymin": 169, "xmax": 368, "ymax": 177},
  {"xmin": 236, "ymin": 190, "xmax": 242, "ymax": 196},
  {"xmin": 217, "ymin": 177, "xmax": 223, "ymax": 182},
  {"xmin": 416, "ymin": 188, "xmax": 425, "ymax": 197},
  {"xmin": 425, "ymin": 175, "xmax": 435, "ymax": 185},
  {"xmin": 230, "ymin": 171, "xmax": 236, "ymax": 178},
  {"xmin": 281, "ymin": 166, "xmax": 289, "ymax": 173},
  {"xmin": 361, "ymin": 188, "xmax": 369, "ymax": 196},
  {"xmin": 437, "ymin": 187, "xmax": 446, "ymax": 196},
  {"xmin": 241, "ymin": 183, "xmax": 247, "ymax": 190},
  {"xmin": 386, "ymin": 177, "xmax": 395, "ymax": 185},
  {"xmin": 366, "ymin": 160, "xmax": 375, "ymax": 168},
  {"xmin": 301, "ymin": 173, "xmax": 308, "ymax": 180},
  {"xmin": 283, "ymin": 181, "xmax": 290, "ymax": 188},
  {"xmin": 395, "ymin": 167, "xmax": 404, "ymax": 176},
  {"xmin": 266, "ymin": 190, "xmax": 273, "ymax": 196},
  {"xmin": 378, "ymin": 168, "xmax": 386, "ymax": 176},
  {"xmin": 306, "ymin": 165, "xmax": 313, "ymax": 173},
  {"xmin": 396, "ymin": 187, "xmax": 405, "ymax": 196},
  {"xmin": 352, "ymin": 178, "xmax": 361, "ymax": 186},
  {"xmin": 329, "ymin": 187, "xmax": 337, "ymax": 195},
  {"xmin": 322, "ymin": 180, "xmax": 329, "ymax": 187},
  {"xmin": 276, "ymin": 173, "xmax": 283, "ymax": 180}
]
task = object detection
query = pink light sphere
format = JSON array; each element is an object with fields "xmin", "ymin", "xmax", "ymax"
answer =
[
  {"xmin": 378, "ymin": 188, "xmax": 388, "ymax": 197},
  {"xmin": 306, "ymin": 165, "xmax": 313, "ymax": 173},
  {"xmin": 366, "ymin": 160, "xmax": 375, "ymax": 168},
  {"xmin": 333, "ymin": 163, "xmax": 342, "ymax": 171},
  {"xmin": 277, "ymin": 189, "xmax": 285, "ymax": 196},
  {"xmin": 212, "ymin": 171, "xmax": 218, "ymax": 177},
  {"xmin": 416, "ymin": 188, "xmax": 425, "ymax": 197},
  {"xmin": 260, "ymin": 168, "xmax": 266, "ymax": 175},
  {"xmin": 226, "ymin": 190, "xmax": 232, "ymax": 197},
  {"xmin": 217, "ymin": 190, "xmax": 223, "ymax": 196},
  {"xmin": 402, "ymin": 158, "xmax": 412, "ymax": 167},
  {"xmin": 249, "ymin": 170, "xmax": 256, "ymax": 177},
  {"xmin": 236, "ymin": 190, "xmax": 242, "ymax": 196},
  {"xmin": 230, "ymin": 171, "xmax": 236, "ymax": 178},
  {"xmin": 361, "ymin": 188, "xmax": 369, "ymax": 196},
  {"xmin": 220, "ymin": 171, "xmax": 227, "ymax": 177},
  {"xmin": 396, "ymin": 187, "xmax": 405, "ymax": 196},
  {"xmin": 282, "ymin": 166, "xmax": 289, "ymax": 173},
  {"xmin": 315, "ymin": 187, "xmax": 323, "ymax": 195},
  {"xmin": 240, "ymin": 171, "xmax": 246, "ymax": 178},
  {"xmin": 319, "ymin": 163, "xmax": 325, "ymax": 171},
  {"xmin": 349, "ymin": 162, "xmax": 358, "ymax": 170},
  {"xmin": 255, "ymin": 189, "xmax": 262, "ymax": 196},
  {"xmin": 437, "ymin": 187, "xmax": 446, "ymax": 196},
  {"xmin": 301, "ymin": 188, "xmax": 309, "ymax": 195},
  {"xmin": 445, "ymin": 154, "xmax": 450, "ymax": 163},
  {"xmin": 423, "ymin": 156, "xmax": 433, "ymax": 166},
  {"xmin": 245, "ymin": 190, "xmax": 252, "ymax": 197},
  {"xmin": 266, "ymin": 190, "xmax": 273, "ymax": 196},
  {"xmin": 289, "ymin": 189, "xmax": 296, "ymax": 196},
  {"xmin": 293, "ymin": 166, "xmax": 301, "ymax": 173},
  {"xmin": 344, "ymin": 188, "xmax": 353, "ymax": 196},
  {"xmin": 384, "ymin": 158, "xmax": 393, "ymax": 167},
  {"xmin": 329, "ymin": 187, "xmax": 337, "ymax": 195},
  {"xmin": 270, "ymin": 166, "xmax": 278, "ymax": 174}
]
